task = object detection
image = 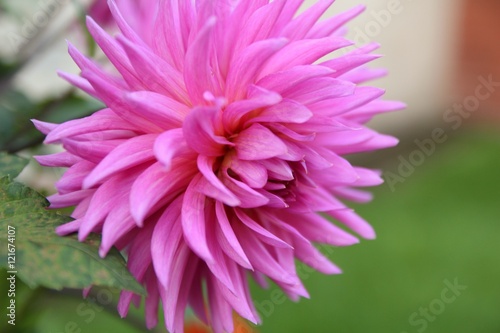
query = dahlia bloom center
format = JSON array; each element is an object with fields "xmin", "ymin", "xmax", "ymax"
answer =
[{"xmin": 180, "ymin": 88, "xmax": 316, "ymax": 212}]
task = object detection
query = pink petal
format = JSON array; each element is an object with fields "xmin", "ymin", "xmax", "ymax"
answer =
[
  {"xmin": 86, "ymin": 16, "xmax": 143, "ymax": 90},
  {"xmin": 183, "ymin": 106, "xmax": 232, "ymax": 156},
  {"xmin": 218, "ymin": 265, "xmax": 260, "ymax": 324},
  {"xmin": 328, "ymin": 209, "xmax": 376, "ymax": 239},
  {"xmin": 233, "ymin": 0, "xmax": 287, "ymax": 53},
  {"xmin": 307, "ymin": 5, "xmax": 365, "ymax": 39},
  {"xmin": 207, "ymin": 276, "xmax": 234, "ymax": 333},
  {"xmin": 118, "ymin": 35, "xmax": 189, "ymax": 103},
  {"xmin": 56, "ymin": 160, "xmax": 94, "ymax": 194},
  {"xmin": 99, "ymin": 208, "xmax": 136, "ymax": 257},
  {"xmin": 234, "ymin": 124, "xmax": 287, "ymax": 160},
  {"xmin": 235, "ymin": 209, "xmax": 292, "ymax": 248},
  {"xmin": 196, "ymin": 155, "xmax": 240, "ymax": 206},
  {"xmin": 221, "ymin": 172, "xmax": 270, "ymax": 208},
  {"xmin": 153, "ymin": 128, "xmax": 191, "ymax": 169},
  {"xmin": 130, "ymin": 161, "xmax": 196, "ymax": 224},
  {"xmin": 181, "ymin": 174, "xmax": 215, "ymax": 263},
  {"xmin": 226, "ymin": 157, "xmax": 268, "ymax": 188},
  {"xmin": 125, "ymin": 91, "xmax": 188, "ymax": 129},
  {"xmin": 151, "ymin": 1, "xmax": 191, "ymax": 71},
  {"xmin": 83, "ymin": 134, "xmax": 157, "ymax": 188},
  {"xmin": 57, "ymin": 71, "xmax": 97, "ymax": 98},
  {"xmin": 32, "ymin": 120, "xmax": 57, "ymax": 135},
  {"xmin": 159, "ymin": 244, "xmax": 193, "ymax": 332},
  {"xmin": 205, "ymin": 207, "xmax": 238, "ymax": 294},
  {"xmin": 256, "ymin": 65, "xmax": 334, "ymax": 93},
  {"xmin": 281, "ymin": 0, "xmax": 335, "ymax": 41},
  {"xmin": 294, "ymin": 239, "xmax": 342, "ymax": 274},
  {"xmin": 226, "ymin": 38, "xmax": 288, "ymax": 101},
  {"xmin": 62, "ymin": 138, "xmax": 125, "ymax": 164},
  {"xmin": 283, "ymin": 77, "xmax": 356, "ymax": 105},
  {"xmin": 214, "ymin": 201, "xmax": 252, "ymax": 269},
  {"xmin": 249, "ymin": 99, "xmax": 313, "ymax": 124},
  {"xmin": 222, "ymin": 86, "xmax": 282, "ymax": 133},
  {"xmin": 260, "ymin": 158, "xmax": 294, "ymax": 181},
  {"xmin": 235, "ymin": 223, "xmax": 298, "ymax": 285},
  {"xmin": 34, "ymin": 152, "xmax": 81, "ymax": 167},
  {"xmin": 183, "ymin": 16, "xmax": 221, "ymax": 105},
  {"xmin": 144, "ymin": 273, "xmax": 159, "ymax": 329},
  {"xmin": 81, "ymin": 70, "xmax": 163, "ymax": 133},
  {"xmin": 78, "ymin": 172, "xmax": 137, "ymax": 241},
  {"xmin": 151, "ymin": 196, "xmax": 183, "ymax": 288},
  {"xmin": 322, "ymin": 54, "xmax": 381, "ymax": 77},
  {"xmin": 55, "ymin": 219, "xmax": 82, "ymax": 236},
  {"xmin": 270, "ymin": 0, "xmax": 304, "ymax": 35},
  {"xmin": 45, "ymin": 109, "xmax": 137, "ymax": 144},
  {"xmin": 258, "ymin": 37, "xmax": 353, "ymax": 79},
  {"xmin": 47, "ymin": 190, "xmax": 93, "ymax": 209}
]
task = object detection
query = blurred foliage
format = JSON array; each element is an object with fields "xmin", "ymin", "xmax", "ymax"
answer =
[
  {"xmin": 0, "ymin": 152, "xmax": 28, "ymax": 178},
  {"xmin": 0, "ymin": 88, "xmax": 103, "ymax": 153},
  {"xmin": 0, "ymin": 61, "xmax": 19, "ymax": 78}
]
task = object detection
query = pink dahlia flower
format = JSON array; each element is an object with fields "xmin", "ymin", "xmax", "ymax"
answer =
[{"xmin": 35, "ymin": 0, "xmax": 403, "ymax": 332}]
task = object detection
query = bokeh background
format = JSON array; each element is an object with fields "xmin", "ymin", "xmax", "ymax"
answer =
[{"xmin": 1, "ymin": 0, "xmax": 499, "ymax": 332}]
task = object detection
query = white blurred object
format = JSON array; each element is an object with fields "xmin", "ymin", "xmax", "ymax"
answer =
[
  {"xmin": 3, "ymin": 0, "xmax": 91, "ymax": 100},
  {"xmin": 314, "ymin": 0, "xmax": 462, "ymax": 134}
]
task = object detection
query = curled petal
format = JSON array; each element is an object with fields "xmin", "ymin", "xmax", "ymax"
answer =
[
  {"xmin": 153, "ymin": 129, "xmax": 190, "ymax": 169},
  {"xmin": 183, "ymin": 106, "xmax": 233, "ymax": 156}
]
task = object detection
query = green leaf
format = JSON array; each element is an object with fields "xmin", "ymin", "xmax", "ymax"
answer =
[
  {"xmin": 0, "ymin": 152, "xmax": 28, "ymax": 178},
  {"xmin": 0, "ymin": 177, "xmax": 146, "ymax": 295}
]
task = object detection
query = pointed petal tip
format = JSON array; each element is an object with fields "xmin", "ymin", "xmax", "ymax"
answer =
[
  {"xmin": 82, "ymin": 286, "xmax": 92, "ymax": 298},
  {"xmin": 334, "ymin": 234, "xmax": 360, "ymax": 246},
  {"xmin": 55, "ymin": 225, "xmax": 70, "ymax": 236},
  {"xmin": 77, "ymin": 230, "xmax": 89, "ymax": 242},
  {"xmin": 32, "ymin": 155, "xmax": 43, "ymax": 164},
  {"xmin": 332, "ymin": 267, "xmax": 343, "ymax": 275},
  {"xmin": 130, "ymin": 209, "xmax": 146, "ymax": 228},
  {"xmin": 117, "ymin": 307, "xmax": 128, "ymax": 319},
  {"xmin": 145, "ymin": 320, "xmax": 157, "ymax": 330},
  {"xmin": 85, "ymin": 15, "xmax": 95, "ymax": 25},
  {"xmin": 99, "ymin": 246, "xmax": 109, "ymax": 258},
  {"xmin": 358, "ymin": 223, "xmax": 376, "ymax": 240},
  {"xmin": 392, "ymin": 101, "xmax": 407, "ymax": 110},
  {"xmin": 364, "ymin": 230, "xmax": 376, "ymax": 240},
  {"xmin": 386, "ymin": 135, "xmax": 400, "ymax": 147},
  {"xmin": 56, "ymin": 69, "xmax": 65, "ymax": 77},
  {"xmin": 354, "ymin": 4, "xmax": 367, "ymax": 13},
  {"xmin": 32, "ymin": 119, "xmax": 57, "ymax": 136}
]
